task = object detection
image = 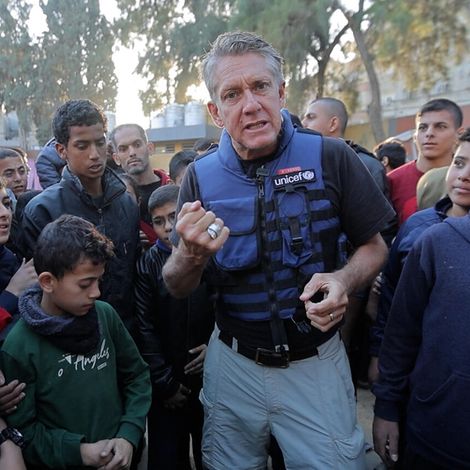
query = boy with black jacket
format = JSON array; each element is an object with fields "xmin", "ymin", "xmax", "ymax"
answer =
[
  {"xmin": 135, "ymin": 185, "xmax": 214, "ymax": 470},
  {"xmin": 21, "ymin": 100, "xmax": 140, "ymax": 332}
]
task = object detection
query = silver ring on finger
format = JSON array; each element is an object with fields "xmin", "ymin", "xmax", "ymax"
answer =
[
  {"xmin": 329, "ymin": 313, "xmax": 335, "ymax": 322},
  {"xmin": 207, "ymin": 222, "xmax": 222, "ymax": 240}
]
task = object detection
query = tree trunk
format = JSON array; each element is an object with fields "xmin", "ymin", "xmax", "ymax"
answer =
[{"xmin": 348, "ymin": 15, "xmax": 386, "ymax": 143}]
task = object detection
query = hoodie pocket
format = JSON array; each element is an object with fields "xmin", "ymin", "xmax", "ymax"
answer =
[{"xmin": 410, "ymin": 373, "xmax": 470, "ymax": 461}]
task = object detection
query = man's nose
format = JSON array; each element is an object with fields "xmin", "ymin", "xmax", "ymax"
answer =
[{"xmin": 242, "ymin": 90, "xmax": 262, "ymax": 113}]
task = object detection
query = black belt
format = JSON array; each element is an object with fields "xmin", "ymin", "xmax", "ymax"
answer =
[{"xmin": 218, "ymin": 331, "xmax": 319, "ymax": 368}]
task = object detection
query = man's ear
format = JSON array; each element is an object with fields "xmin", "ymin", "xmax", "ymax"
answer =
[
  {"xmin": 329, "ymin": 116, "xmax": 340, "ymax": 135},
  {"xmin": 55, "ymin": 142, "xmax": 67, "ymax": 162},
  {"xmin": 112, "ymin": 152, "xmax": 121, "ymax": 166},
  {"xmin": 38, "ymin": 272, "xmax": 56, "ymax": 294},
  {"xmin": 381, "ymin": 156, "xmax": 389, "ymax": 168},
  {"xmin": 207, "ymin": 101, "xmax": 224, "ymax": 128},
  {"xmin": 147, "ymin": 141, "xmax": 155, "ymax": 154}
]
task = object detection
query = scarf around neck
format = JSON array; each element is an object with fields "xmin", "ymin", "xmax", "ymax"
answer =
[{"xmin": 20, "ymin": 285, "xmax": 100, "ymax": 354}]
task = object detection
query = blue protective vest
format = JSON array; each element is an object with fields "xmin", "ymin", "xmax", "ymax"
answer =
[{"xmin": 195, "ymin": 111, "xmax": 344, "ymax": 322}]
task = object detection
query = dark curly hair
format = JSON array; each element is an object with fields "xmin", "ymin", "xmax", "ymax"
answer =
[
  {"xmin": 34, "ymin": 214, "xmax": 114, "ymax": 279},
  {"xmin": 52, "ymin": 99, "xmax": 107, "ymax": 146}
]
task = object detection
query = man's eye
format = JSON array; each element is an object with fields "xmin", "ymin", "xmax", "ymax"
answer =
[{"xmin": 225, "ymin": 91, "xmax": 238, "ymax": 100}]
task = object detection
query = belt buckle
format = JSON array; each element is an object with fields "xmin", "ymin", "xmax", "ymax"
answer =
[{"xmin": 255, "ymin": 348, "xmax": 290, "ymax": 368}]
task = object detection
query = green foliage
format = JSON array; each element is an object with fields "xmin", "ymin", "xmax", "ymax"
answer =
[
  {"xmin": 0, "ymin": 0, "xmax": 36, "ymax": 143},
  {"xmin": 0, "ymin": 0, "xmax": 117, "ymax": 146},
  {"xmin": 32, "ymin": 0, "xmax": 117, "ymax": 143},
  {"xmin": 371, "ymin": 0, "xmax": 468, "ymax": 93}
]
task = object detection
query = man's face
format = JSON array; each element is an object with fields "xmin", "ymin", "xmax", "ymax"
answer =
[
  {"xmin": 151, "ymin": 201, "xmax": 176, "ymax": 249},
  {"xmin": 112, "ymin": 127, "xmax": 152, "ymax": 176},
  {"xmin": 415, "ymin": 110, "xmax": 461, "ymax": 161},
  {"xmin": 0, "ymin": 188, "xmax": 12, "ymax": 245},
  {"xmin": 207, "ymin": 53, "xmax": 285, "ymax": 160},
  {"xmin": 43, "ymin": 258, "xmax": 104, "ymax": 317},
  {"xmin": 0, "ymin": 156, "xmax": 28, "ymax": 197},
  {"xmin": 56, "ymin": 123, "xmax": 107, "ymax": 185},
  {"xmin": 446, "ymin": 141, "xmax": 470, "ymax": 215},
  {"xmin": 302, "ymin": 101, "xmax": 334, "ymax": 136}
]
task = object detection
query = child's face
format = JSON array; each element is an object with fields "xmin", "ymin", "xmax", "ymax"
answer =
[
  {"xmin": 0, "ymin": 156, "xmax": 28, "ymax": 197},
  {"xmin": 0, "ymin": 188, "xmax": 12, "ymax": 245},
  {"xmin": 151, "ymin": 202, "xmax": 176, "ymax": 249},
  {"xmin": 415, "ymin": 110, "xmax": 461, "ymax": 161},
  {"xmin": 56, "ymin": 123, "xmax": 107, "ymax": 186},
  {"xmin": 42, "ymin": 258, "xmax": 104, "ymax": 317},
  {"xmin": 446, "ymin": 141, "xmax": 470, "ymax": 215}
]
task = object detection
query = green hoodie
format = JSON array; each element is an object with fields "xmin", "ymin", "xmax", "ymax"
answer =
[{"xmin": 1, "ymin": 300, "xmax": 151, "ymax": 469}]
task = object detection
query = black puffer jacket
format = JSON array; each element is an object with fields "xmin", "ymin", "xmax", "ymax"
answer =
[
  {"xmin": 21, "ymin": 166, "xmax": 140, "ymax": 330},
  {"xmin": 135, "ymin": 243, "xmax": 214, "ymax": 399}
]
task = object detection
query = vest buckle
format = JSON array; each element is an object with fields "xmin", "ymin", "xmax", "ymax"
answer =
[{"xmin": 290, "ymin": 236, "xmax": 304, "ymax": 255}]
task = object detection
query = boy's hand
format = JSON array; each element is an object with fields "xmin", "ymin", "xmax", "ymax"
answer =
[
  {"xmin": 184, "ymin": 344, "xmax": 207, "ymax": 375},
  {"xmin": 373, "ymin": 416, "xmax": 399, "ymax": 467},
  {"xmin": 0, "ymin": 370, "xmax": 26, "ymax": 415},
  {"xmin": 5, "ymin": 259, "xmax": 37, "ymax": 297},
  {"xmin": 80, "ymin": 440, "xmax": 113, "ymax": 467},
  {"xmin": 98, "ymin": 438, "xmax": 133, "ymax": 470},
  {"xmin": 164, "ymin": 384, "xmax": 190, "ymax": 410}
]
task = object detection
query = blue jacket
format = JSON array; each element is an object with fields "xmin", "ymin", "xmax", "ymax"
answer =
[
  {"xmin": 194, "ymin": 111, "xmax": 342, "ymax": 323},
  {"xmin": 35, "ymin": 138, "xmax": 66, "ymax": 189},
  {"xmin": 369, "ymin": 196, "xmax": 452, "ymax": 356},
  {"xmin": 373, "ymin": 214, "xmax": 470, "ymax": 467}
]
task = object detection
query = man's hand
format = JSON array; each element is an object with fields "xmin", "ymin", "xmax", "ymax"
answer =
[
  {"xmin": 163, "ymin": 201, "xmax": 230, "ymax": 298},
  {"xmin": 138, "ymin": 230, "xmax": 151, "ymax": 250},
  {"xmin": 175, "ymin": 201, "xmax": 229, "ymax": 261},
  {"xmin": 373, "ymin": 416, "xmax": 399, "ymax": 467},
  {"xmin": 5, "ymin": 259, "xmax": 37, "ymax": 297},
  {"xmin": 300, "ymin": 272, "xmax": 348, "ymax": 332},
  {"xmin": 0, "ymin": 370, "xmax": 25, "ymax": 415},
  {"xmin": 184, "ymin": 344, "xmax": 207, "ymax": 376},
  {"xmin": 164, "ymin": 384, "xmax": 190, "ymax": 410},
  {"xmin": 80, "ymin": 440, "xmax": 113, "ymax": 467},
  {"xmin": 98, "ymin": 438, "xmax": 134, "ymax": 470}
]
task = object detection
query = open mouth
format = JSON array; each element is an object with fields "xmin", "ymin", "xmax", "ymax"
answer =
[
  {"xmin": 89, "ymin": 164, "xmax": 103, "ymax": 171},
  {"xmin": 245, "ymin": 121, "xmax": 267, "ymax": 131}
]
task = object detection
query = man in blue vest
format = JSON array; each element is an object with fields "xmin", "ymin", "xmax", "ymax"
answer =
[{"xmin": 163, "ymin": 32, "xmax": 394, "ymax": 469}]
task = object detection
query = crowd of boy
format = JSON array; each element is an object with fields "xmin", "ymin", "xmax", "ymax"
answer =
[{"xmin": 0, "ymin": 30, "xmax": 468, "ymax": 470}]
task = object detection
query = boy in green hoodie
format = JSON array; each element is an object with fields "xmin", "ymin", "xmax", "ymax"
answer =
[{"xmin": 1, "ymin": 214, "xmax": 151, "ymax": 469}]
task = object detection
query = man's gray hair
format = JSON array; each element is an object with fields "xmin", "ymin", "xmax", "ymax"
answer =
[{"xmin": 202, "ymin": 31, "xmax": 284, "ymax": 101}]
